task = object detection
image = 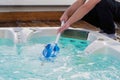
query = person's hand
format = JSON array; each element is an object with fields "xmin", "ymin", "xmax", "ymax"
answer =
[
  {"xmin": 60, "ymin": 13, "xmax": 68, "ymax": 23},
  {"xmin": 57, "ymin": 22, "xmax": 70, "ymax": 33}
]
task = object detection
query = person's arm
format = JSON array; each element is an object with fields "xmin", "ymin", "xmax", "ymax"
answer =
[
  {"xmin": 67, "ymin": 0, "xmax": 101, "ymax": 24},
  {"xmin": 60, "ymin": 0, "xmax": 84, "ymax": 22},
  {"xmin": 59, "ymin": 0, "xmax": 101, "ymax": 33}
]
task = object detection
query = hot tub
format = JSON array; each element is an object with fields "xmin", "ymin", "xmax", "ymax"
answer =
[{"xmin": 0, "ymin": 27, "xmax": 120, "ymax": 80}]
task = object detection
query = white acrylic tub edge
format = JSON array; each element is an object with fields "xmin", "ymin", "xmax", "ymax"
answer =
[
  {"xmin": 26, "ymin": 27, "xmax": 120, "ymax": 54},
  {"xmin": 84, "ymin": 31, "xmax": 120, "ymax": 54},
  {"xmin": 0, "ymin": 27, "xmax": 120, "ymax": 54},
  {"xmin": 27, "ymin": 27, "xmax": 120, "ymax": 54}
]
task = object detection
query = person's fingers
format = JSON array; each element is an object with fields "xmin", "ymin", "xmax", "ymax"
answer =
[
  {"xmin": 60, "ymin": 16, "xmax": 64, "ymax": 21},
  {"xmin": 58, "ymin": 25, "xmax": 68, "ymax": 33},
  {"xmin": 60, "ymin": 19, "xmax": 66, "ymax": 23},
  {"xmin": 57, "ymin": 27, "xmax": 64, "ymax": 33},
  {"xmin": 57, "ymin": 27, "xmax": 63, "ymax": 33},
  {"xmin": 60, "ymin": 15, "xmax": 68, "ymax": 22}
]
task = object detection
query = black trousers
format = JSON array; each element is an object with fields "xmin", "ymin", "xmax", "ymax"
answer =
[{"xmin": 82, "ymin": 0, "xmax": 120, "ymax": 34}]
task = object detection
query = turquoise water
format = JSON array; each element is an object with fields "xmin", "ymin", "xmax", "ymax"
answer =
[{"xmin": 0, "ymin": 36, "xmax": 120, "ymax": 80}]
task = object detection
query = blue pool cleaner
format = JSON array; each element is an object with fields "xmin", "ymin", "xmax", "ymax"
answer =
[{"xmin": 42, "ymin": 21, "xmax": 64, "ymax": 58}]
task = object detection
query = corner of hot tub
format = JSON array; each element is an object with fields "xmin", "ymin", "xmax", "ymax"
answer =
[
  {"xmin": 0, "ymin": 28, "xmax": 16, "ymax": 44},
  {"xmin": 84, "ymin": 31, "xmax": 120, "ymax": 54}
]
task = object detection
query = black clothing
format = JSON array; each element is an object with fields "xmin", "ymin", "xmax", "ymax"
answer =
[{"xmin": 82, "ymin": 0, "xmax": 120, "ymax": 34}]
